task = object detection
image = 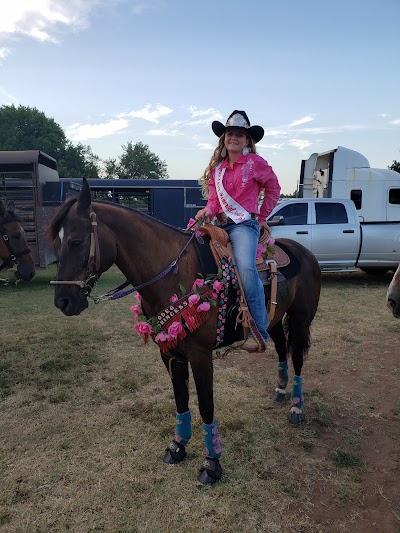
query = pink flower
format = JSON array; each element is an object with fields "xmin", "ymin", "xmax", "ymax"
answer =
[
  {"xmin": 130, "ymin": 304, "xmax": 142, "ymax": 317},
  {"xmin": 186, "ymin": 218, "xmax": 205, "ymax": 236},
  {"xmin": 168, "ymin": 321, "xmax": 183, "ymax": 338},
  {"xmin": 197, "ymin": 301, "xmax": 210, "ymax": 313},
  {"xmin": 256, "ymin": 244, "xmax": 265, "ymax": 260},
  {"xmin": 186, "ymin": 218, "xmax": 196, "ymax": 230},
  {"xmin": 169, "ymin": 293, "xmax": 179, "ymax": 303},
  {"xmin": 211, "ymin": 292, "xmax": 218, "ymax": 300},
  {"xmin": 155, "ymin": 331, "xmax": 171, "ymax": 343},
  {"xmin": 135, "ymin": 292, "xmax": 142, "ymax": 302},
  {"xmin": 134, "ymin": 322, "xmax": 153, "ymax": 336},
  {"xmin": 192, "ymin": 278, "xmax": 204, "ymax": 291},
  {"xmin": 212, "ymin": 280, "xmax": 224, "ymax": 293},
  {"xmin": 188, "ymin": 293, "xmax": 200, "ymax": 307},
  {"xmin": 268, "ymin": 237, "xmax": 275, "ymax": 246}
]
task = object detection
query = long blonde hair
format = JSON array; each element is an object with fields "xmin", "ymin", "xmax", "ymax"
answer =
[{"xmin": 199, "ymin": 134, "xmax": 257, "ymax": 198}]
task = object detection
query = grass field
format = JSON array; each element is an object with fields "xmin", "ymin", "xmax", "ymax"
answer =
[{"xmin": 1, "ymin": 266, "xmax": 399, "ymax": 533}]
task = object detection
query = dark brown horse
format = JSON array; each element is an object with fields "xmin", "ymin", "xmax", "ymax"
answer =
[
  {"xmin": 387, "ymin": 264, "xmax": 400, "ymax": 318},
  {"xmin": 48, "ymin": 180, "xmax": 321, "ymax": 484},
  {"xmin": 0, "ymin": 200, "xmax": 36, "ymax": 283}
]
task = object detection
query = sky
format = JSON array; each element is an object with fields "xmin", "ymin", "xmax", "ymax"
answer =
[{"xmin": 0, "ymin": 0, "xmax": 399, "ymax": 194}]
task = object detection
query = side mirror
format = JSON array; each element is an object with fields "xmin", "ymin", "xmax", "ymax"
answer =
[{"xmin": 268, "ymin": 215, "xmax": 285, "ymax": 226}]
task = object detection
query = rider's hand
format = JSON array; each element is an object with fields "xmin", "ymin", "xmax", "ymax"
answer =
[{"xmin": 195, "ymin": 208, "xmax": 211, "ymax": 222}]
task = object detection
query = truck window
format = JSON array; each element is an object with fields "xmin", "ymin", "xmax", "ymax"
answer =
[
  {"xmin": 315, "ymin": 202, "xmax": 348, "ymax": 224},
  {"xmin": 350, "ymin": 189, "xmax": 362, "ymax": 209},
  {"xmin": 268, "ymin": 203, "xmax": 308, "ymax": 225},
  {"xmin": 389, "ymin": 188, "xmax": 400, "ymax": 204}
]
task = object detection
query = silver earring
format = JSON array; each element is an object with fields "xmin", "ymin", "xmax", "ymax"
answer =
[
  {"xmin": 221, "ymin": 146, "xmax": 227, "ymax": 158},
  {"xmin": 242, "ymin": 146, "xmax": 249, "ymax": 156}
]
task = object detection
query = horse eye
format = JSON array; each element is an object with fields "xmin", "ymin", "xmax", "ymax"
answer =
[{"xmin": 70, "ymin": 239, "xmax": 83, "ymax": 248}]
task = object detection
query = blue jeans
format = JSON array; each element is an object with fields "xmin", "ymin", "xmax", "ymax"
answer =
[{"xmin": 224, "ymin": 219, "xmax": 269, "ymax": 340}]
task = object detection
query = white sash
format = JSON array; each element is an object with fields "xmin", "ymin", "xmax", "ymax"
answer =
[{"xmin": 215, "ymin": 162, "xmax": 251, "ymax": 224}]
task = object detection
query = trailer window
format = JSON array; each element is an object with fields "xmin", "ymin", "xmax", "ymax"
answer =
[
  {"xmin": 350, "ymin": 189, "xmax": 362, "ymax": 209},
  {"xmin": 389, "ymin": 188, "xmax": 400, "ymax": 204},
  {"xmin": 268, "ymin": 203, "xmax": 308, "ymax": 225},
  {"xmin": 315, "ymin": 202, "xmax": 348, "ymax": 224}
]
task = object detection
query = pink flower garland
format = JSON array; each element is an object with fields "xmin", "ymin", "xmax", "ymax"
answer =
[{"xmin": 130, "ymin": 273, "xmax": 225, "ymax": 348}]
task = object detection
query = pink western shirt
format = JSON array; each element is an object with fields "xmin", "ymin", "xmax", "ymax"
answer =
[{"xmin": 205, "ymin": 153, "xmax": 281, "ymax": 223}]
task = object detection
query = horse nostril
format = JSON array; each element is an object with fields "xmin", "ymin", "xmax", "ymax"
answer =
[{"xmin": 387, "ymin": 298, "xmax": 395, "ymax": 309}]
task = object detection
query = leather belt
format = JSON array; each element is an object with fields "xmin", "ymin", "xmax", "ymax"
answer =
[{"xmin": 226, "ymin": 213, "xmax": 257, "ymax": 225}]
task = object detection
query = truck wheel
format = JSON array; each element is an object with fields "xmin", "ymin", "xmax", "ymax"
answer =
[{"xmin": 360, "ymin": 268, "xmax": 389, "ymax": 276}]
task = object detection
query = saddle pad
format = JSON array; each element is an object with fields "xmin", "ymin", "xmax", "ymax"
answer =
[
  {"xmin": 256, "ymin": 244, "xmax": 290, "ymax": 271},
  {"xmin": 270, "ymin": 240, "xmax": 301, "ymax": 280}
]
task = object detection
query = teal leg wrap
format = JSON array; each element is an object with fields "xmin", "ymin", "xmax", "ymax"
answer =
[
  {"xmin": 203, "ymin": 419, "xmax": 222, "ymax": 459},
  {"xmin": 291, "ymin": 375, "xmax": 304, "ymax": 411},
  {"xmin": 175, "ymin": 410, "xmax": 192, "ymax": 446},
  {"xmin": 276, "ymin": 361, "xmax": 288, "ymax": 390}
]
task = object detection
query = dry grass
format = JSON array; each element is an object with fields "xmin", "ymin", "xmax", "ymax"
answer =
[{"xmin": 1, "ymin": 267, "xmax": 399, "ymax": 532}]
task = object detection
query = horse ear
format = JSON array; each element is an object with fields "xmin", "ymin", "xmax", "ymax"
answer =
[{"xmin": 77, "ymin": 178, "xmax": 92, "ymax": 210}]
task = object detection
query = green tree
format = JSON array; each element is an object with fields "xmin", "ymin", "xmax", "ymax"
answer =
[
  {"xmin": 0, "ymin": 104, "xmax": 100, "ymax": 179},
  {"xmin": 389, "ymin": 160, "xmax": 400, "ymax": 173},
  {"xmin": 58, "ymin": 143, "xmax": 101, "ymax": 179},
  {"xmin": 102, "ymin": 157, "xmax": 120, "ymax": 179},
  {"xmin": 0, "ymin": 104, "xmax": 66, "ymax": 158},
  {"xmin": 119, "ymin": 141, "xmax": 168, "ymax": 179}
]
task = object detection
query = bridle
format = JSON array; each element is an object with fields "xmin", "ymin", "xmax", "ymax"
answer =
[
  {"xmin": 50, "ymin": 206, "xmax": 202, "ymax": 303},
  {"xmin": 50, "ymin": 206, "xmax": 101, "ymax": 299},
  {"xmin": 0, "ymin": 220, "xmax": 32, "ymax": 281}
]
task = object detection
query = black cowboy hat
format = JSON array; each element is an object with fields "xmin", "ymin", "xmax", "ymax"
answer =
[{"xmin": 212, "ymin": 110, "xmax": 264, "ymax": 144}]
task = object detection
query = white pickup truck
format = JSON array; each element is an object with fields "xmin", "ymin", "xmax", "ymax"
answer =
[{"xmin": 267, "ymin": 198, "xmax": 400, "ymax": 274}]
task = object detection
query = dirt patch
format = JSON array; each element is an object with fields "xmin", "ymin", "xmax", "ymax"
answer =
[{"xmin": 216, "ymin": 330, "xmax": 400, "ymax": 532}]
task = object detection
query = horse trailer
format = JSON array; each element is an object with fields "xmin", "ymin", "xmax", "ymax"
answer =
[{"xmin": 0, "ymin": 150, "xmax": 206, "ymax": 267}]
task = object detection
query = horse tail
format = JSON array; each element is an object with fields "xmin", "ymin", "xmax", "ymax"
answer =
[{"xmin": 284, "ymin": 313, "xmax": 311, "ymax": 362}]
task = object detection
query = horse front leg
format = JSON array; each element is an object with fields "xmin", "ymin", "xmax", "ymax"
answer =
[
  {"xmin": 269, "ymin": 320, "xmax": 289, "ymax": 403},
  {"xmin": 190, "ymin": 351, "xmax": 223, "ymax": 485},
  {"xmin": 161, "ymin": 352, "xmax": 191, "ymax": 464}
]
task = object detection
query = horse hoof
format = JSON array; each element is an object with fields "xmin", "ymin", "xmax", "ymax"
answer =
[
  {"xmin": 272, "ymin": 391, "xmax": 286, "ymax": 403},
  {"xmin": 290, "ymin": 412, "xmax": 303, "ymax": 425},
  {"xmin": 163, "ymin": 441, "xmax": 186, "ymax": 464},
  {"xmin": 198, "ymin": 457, "xmax": 222, "ymax": 485}
]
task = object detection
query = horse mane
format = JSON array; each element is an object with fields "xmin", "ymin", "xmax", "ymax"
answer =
[{"xmin": 47, "ymin": 197, "xmax": 186, "ymax": 243}]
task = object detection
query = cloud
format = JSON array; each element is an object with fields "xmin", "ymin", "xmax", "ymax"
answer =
[
  {"xmin": 146, "ymin": 129, "xmax": 182, "ymax": 136},
  {"xmin": 197, "ymin": 143, "xmax": 214, "ymax": 150},
  {"xmin": 66, "ymin": 118, "xmax": 129, "ymax": 141},
  {"xmin": 0, "ymin": 1, "xmax": 105, "ymax": 45},
  {"xmin": 188, "ymin": 106, "xmax": 222, "ymax": 119},
  {"xmin": 117, "ymin": 104, "xmax": 173, "ymax": 123},
  {"xmin": 257, "ymin": 142, "xmax": 285, "ymax": 150},
  {"xmin": 0, "ymin": 86, "xmax": 19, "ymax": 105},
  {"xmin": 390, "ymin": 119, "xmax": 400, "ymax": 125},
  {"xmin": 288, "ymin": 116, "xmax": 314, "ymax": 128},
  {"xmin": 288, "ymin": 139, "xmax": 313, "ymax": 150},
  {"xmin": 131, "ymin": 0, "xmax": 164, "ymax": 15},
  {"xmin": 0, "ymin": 47, "xmax": 11, "ymax": 63}
]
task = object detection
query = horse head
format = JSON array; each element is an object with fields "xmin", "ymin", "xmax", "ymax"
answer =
[
  {"xmin": 387, "ymin": 264, "xmax": 400, "ymax": 318},
  {"xmin": 0, "ymin": 200, "xmax": 36, "ymax": 282},
  {"xmin": 48, "ymin": 179, "xmax": 117, "ymax": 316}
]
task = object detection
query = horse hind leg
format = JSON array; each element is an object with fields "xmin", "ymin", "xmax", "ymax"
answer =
[
  {"xmin": 161, "ymin": 351, "xmax": 191, "ymax": 464},
  {"xmin": 285, "ymin": 313, "xmax": 312, "ymax": 425},
  {"xmin": 269, "ymin": 320, "xmax": 289, "ymax": 403}
]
